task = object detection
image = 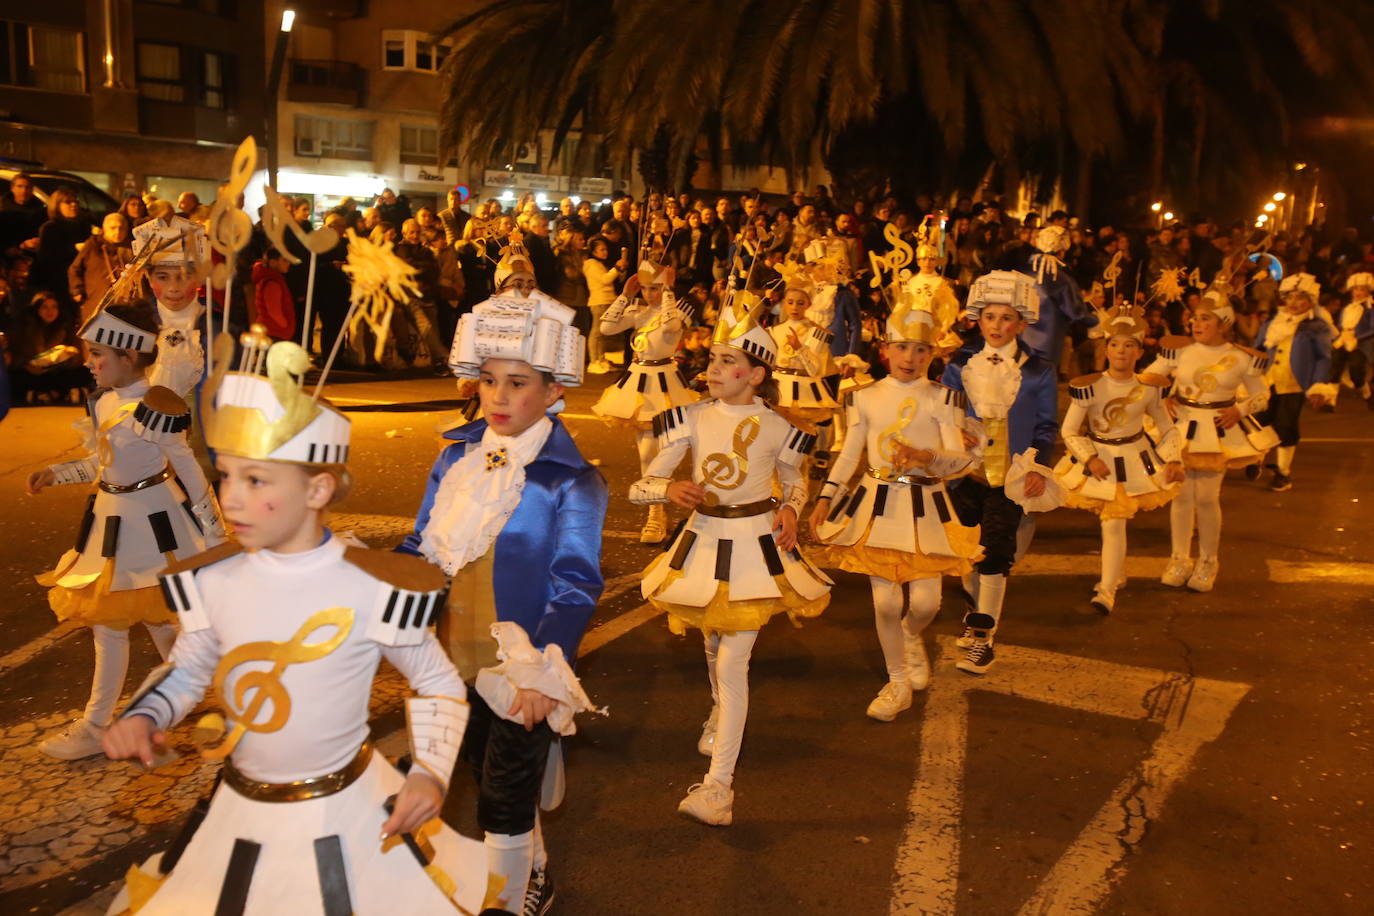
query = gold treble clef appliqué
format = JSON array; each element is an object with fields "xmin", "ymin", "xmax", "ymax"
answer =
[
  {"xmin": 699, "ymin": 415, "xmax": 761, "ymax": 504},
  {"xmin": 877, "ymin": 398, "xmax": 919, "ymax": 469},
  {"xmin": 1092, "ymin": 385, "xmax": 1145, "ymax": 434}
]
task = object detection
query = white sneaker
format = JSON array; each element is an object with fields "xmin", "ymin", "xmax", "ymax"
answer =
[
  {"xmin": 1160, "ymin": 555, "xmax": 1194, "ymax": 587},
  {"xmin": 586, "ymin": 360, "xmax": 611, "ymax": 375},
  {"xmin": 678, "ymin": 777, "xmax": 733, "ymax": 826},
  {"xmin": 1187, "ymin": 557, "xmax": 1219, "ymax": 592},
  {"xmin": 39, "ymin": 719, "xmax": 107, "ymax": 760},
  {"xmin": 697, "ymin": 706, "xmax": 719, "ymax": 757},
  {"xmin": 1090, "ymin": 583, "xmax": 1116, "ymax": 615},
  {"xmin": 904, "ymin": 634, "xmax": 930, "ymax": 691},
  {"xmin": 640, "ymin": 504, "xmax": 668, "ymax": 544},
  {"xmin": 866, "ymin": 681, "xmax": 913, "ymax": 722},
  {"xmin": 956, "ymin": 623, "xmax": 976, "ymax": 649}
]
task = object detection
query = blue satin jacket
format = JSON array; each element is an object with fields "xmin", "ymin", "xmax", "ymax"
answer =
[
  {"xmin": 1254, "ymin": 315, "xmax": 1334, "ymax": 392},
  {"xmin": 826, "ymin": 286, "xmax": 864, "ymax": 357},
  {"xmin": 1017, "ymin": 259, "xmax": 1096, "ymax": 366},
  {"xmin": 397, "ymin": 417, "xmax": 608, "ymax": 662},
  {"xmin": 941, "ymin": 340, "xmax": 1060, "ymax": 469}
]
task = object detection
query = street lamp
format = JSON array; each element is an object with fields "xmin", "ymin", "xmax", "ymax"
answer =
[
  {"xmin": 1264, "ymin": 202, "xmax": 1277, "ymax": 212},
  {"xmin": 1150, "ymin": 202, "xmax": 1162, "ymax": 212},
  {"xmin": 1273, "ymin": 192, "xmax": 1287, "ymax": 202},
  {"xmin": 266, "ymin": 8, "xmax": 297, "ymax": 189},
  {"xmin": 1163, "ymin": 211, "xmax": 1175, "ymax": 222}
]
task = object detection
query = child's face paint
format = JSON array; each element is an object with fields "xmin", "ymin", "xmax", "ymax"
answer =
[
  {"xmin": 477, "ymin": 359, "xmax": 564, "ymax": 437},
  {"xmin": 85, "ymin": 342, "xmax": 141, "ymax": 389},
  {"xmin": 705, "ymin": 345, "xmax": 763, "ymax": 404},
  {"xmin": 148, "ymin": 264, "xmax": 200, "ymax": 310},
  {"xmin": 216, "ymin": 456, "xmax": 330, "ymax": 553}
]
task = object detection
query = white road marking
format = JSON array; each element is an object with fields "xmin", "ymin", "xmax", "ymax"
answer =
[
  {"xmin": 578, "ymin": 603, "xmax": 662, "ymax": 657},
  {"xmin": 1014, "ymin": 554, "xmax": 1167, "ymax": 577},
  {"xmin": 1266, "ymin": 558, "xmax": 1374, "ymax": 585},
  {"xmin": 0, "ymin": 620, "xmax": 82, "ymax": 677},
  {"xmin": 890, "ymin": 638, "xmax": 1250, "ymax": 915}
]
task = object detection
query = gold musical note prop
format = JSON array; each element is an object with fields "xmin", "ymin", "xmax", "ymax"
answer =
[
  {"xmin": 698, "ymin": 415, "xmax": 760, "ymax": 505},
  {"xmin": 1092, "ymin": 385, "xmax": 1145, "ymax": 434},
  {"xmin": 257, "ymin": 184, "xmax": 341, "ymax": 349},
  {"xmin": 95, "ymin": 403, "xmax": 139, "ymax": 466},
  {"xmin": 206, "ymin": 138, "xmax": 258, "ymax": 335},
  {"xmin": 884, "ymin": 222, "xmax": 914, "ymax": 273},
  {"xmin": 877, "ymin": 398, "xmax": 920, "ymax": 469},
  {"xmin": 199, "ymin": 606, "xmax": 354, "ymax": 760},
  {"xmin": 631, "ymin": 309, "xmax": 666, "ymax": 354}
]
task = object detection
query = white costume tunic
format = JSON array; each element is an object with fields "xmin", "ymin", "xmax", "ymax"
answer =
[
  {"xmin": 148, "ymin": 302, "xmax": 206, "ymax": 398},
  {"xmin": 632, "ymin": 398, "xmax": 831, "ymax": 634},
  {"xmin": 1144, "ymin": 336, "xmax": 1274, "ymax": 470},
  {"xmin": 116, "ymin": 535, "xmax": 485, "ymax": 916},
  {"xmin": 770, "ymin": 319, "xmax": 840, "ymax": 413},
  {"xmin": 1054, "ymin": 372, "xmax": 1182, "ymax": 518},
  {"xmin": 40, "ymin": 379, "xmax": 219, "ymax": 628},
  {"xmin": 592, "ymin": 292, "xmax": 699, "ymax": 426},
  {"xmin": 813, "ymin": 377, "xmax": 981, "ymax": 581}
]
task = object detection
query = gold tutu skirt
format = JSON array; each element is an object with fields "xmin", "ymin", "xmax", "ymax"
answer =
[
  {"xmin": 1063, "ymin": 481, "xmax": 1180, "ymax": 520},
  {"xmin": 39, "ymin": 562, "xmax": 176, "ymax": 631},
  {"xmin": 644, "ymin": 556, "xmax": 830, "ymax": 637},
  {"xmin": 811, "ymin": 518, "xmax": 982, "ymax": 583}
]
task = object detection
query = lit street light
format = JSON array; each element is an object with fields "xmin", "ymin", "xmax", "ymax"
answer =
[
  {"xmin": 1264, "ymin": 202, "xmax": 1277, "ymax": 212},
  {"xmin": 1150, "ymin": 202, "xmax": 1162, "ymax": 212},
  {"xmin": 1163, "ymin": 211, "xmax": 1175, "ymax": 221},
  {"xmin": 266, "ymin": 8, "xmax": 297, "ymax": 188}
]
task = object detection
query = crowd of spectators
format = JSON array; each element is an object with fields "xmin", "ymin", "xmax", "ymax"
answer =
[{"xmin": 4, "ymin": 171, "xmax": 1373, "ymax": 404}]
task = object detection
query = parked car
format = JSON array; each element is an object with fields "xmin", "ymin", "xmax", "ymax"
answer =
[{"xmin": 0, "ymin": 161, "xmax": 119, "ymax": 220}]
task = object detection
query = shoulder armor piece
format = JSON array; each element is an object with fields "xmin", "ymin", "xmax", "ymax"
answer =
[
  {"xmin": 345, "ymin": 547, "xmax": 448, "ymax": 646},
  {"xmin": 939, "ymin": 384, "xmax": 969, "ymax": 411},
  {"xmin": 782, "ymin": 423, "xmax": 818, "ymax": 459},
  {"xmin": 811, "ymin": 326, "xmax": 835, "ymax": 344},
  {"xmin": 132, "ymin": 385, "xmax": 191, "ymax": 442},
  {"xmin": 1238, "ymin": 345, "xmax": 1266, "ymax": 359},
  {"xmin": 1238, "ymin": 345, "xmax": 1271, "ymax": 371},
  {"xmin": 159, "ymin": 542, "xmax": 244, "ymax": 631},
  {"xmin": 765, "ymin": 402, "xmax": 819, "ymax": 434},
  {"xmin": 1159, "ymin": 335, "xmax": 1193, "ymax": 356},
  {"xmin": 651, "ymin": 401, "xmax": 704, "ymax": 444},
  {"xmin": 1068, "ymin": 372, "xmax": 1101, "ymax": 402},
  {"xmin": 1136, "ymin": 372, "xmax": 1171, "ymax": 388}
]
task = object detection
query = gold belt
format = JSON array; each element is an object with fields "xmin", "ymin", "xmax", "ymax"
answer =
[
  {"xmin": 1088, "ymin": 430, "xmax": 1146, "ymax": 445},
  {"xmin": 1174, "ymin": 395, "xmax": 1235, "ymax": 409},
  {"xmin": 224, "ymin": 741, "xmax": 373, "ymax": 803},
  {"xmin": 634, "ymin": 356, "xmax": 675, "ymax": 367},
  {"xmin": 867, "ymin": 468, "xmax": 941, "ymax": 486},
  {"xmin": 773, "ymin": 367, "xmax": 812, "ymax": 377},
  {"xmin": 99, "ymin": 466, "xmax": 172, "ymax": 494},
  {"xmin": 695, "ymin": 497, "xmax": 778, "ymax": 518}
]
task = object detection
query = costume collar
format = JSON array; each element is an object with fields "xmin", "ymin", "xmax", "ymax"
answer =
[
  {"xmin": 445, "ymin": 415, "xmax": 587, "ymax": 469},
  {"xmin": 113, "ymin": 377, "xmax": 151, "ymax": 399},
  {"xmin": 979, "ymin": 340, "xmax": 1021, "ymax": 364},
  {"xmin": 157, "ymin": 301, "xmax": 204, "ymax": 329}
]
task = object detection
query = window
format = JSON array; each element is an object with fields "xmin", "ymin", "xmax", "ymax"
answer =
[
  {"xmin": 400, "ymin": 124, "xmax": 438, "ymax": 165},
  {"xmin": 380, "ymin": 30, "xmax": 447, "ymax": 73},
  {"xmin": 137, "ymin": 42, "xmax": 183, "ymax": 101},
  {"xmin": 295, "ymin": 115, "xmax": 375, "ymax": 161},
  {"xmin": 0, "ymin": 22, "xmax": 86, "ymax": 93},
  {"xmin": 201, "ymin": 51, "xmax": 226, "ymax": 108}
]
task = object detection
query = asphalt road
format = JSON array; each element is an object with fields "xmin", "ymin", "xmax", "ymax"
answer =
[{"xmin": 0, "ymin": 371, "xmax": 1370, "ymax": 915}]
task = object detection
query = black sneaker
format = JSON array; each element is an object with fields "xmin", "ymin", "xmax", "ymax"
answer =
[
  {"xmin": 1244, "ymin": 464, "xmax": 1262, "ymax": 481},
  {"xmin": 1269, "ymin": 472, "xmax": 1292, "ymax": 492},
  {"xmin": 956, "ymin": 613, "xmax": 997, "ymax": 675},
  {"xmin": 523, "ymin": 868, "xmax": 556, "ymax": 916}
]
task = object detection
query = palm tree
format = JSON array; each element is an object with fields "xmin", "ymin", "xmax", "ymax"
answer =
[{"xmin": 437, "ymin": 0, "xmax": 1374, "ymax": 217}]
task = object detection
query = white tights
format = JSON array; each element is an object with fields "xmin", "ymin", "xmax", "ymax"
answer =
[
  {"xmin": 483, "ymin": 815, "xmax": 547, "ymax": 911},
  {"xmin": 1099, "ymin": 517, "xmax": 1127, "ymax": 592},
  {"xmin": 1170, "ymin": 469, "xmax": 1224, "ymax": 560},
  {"xmin": 869, "ymin": 577, "xmax": 941, "ymax": 682},
  {"xmin": 635, "ymin": 429, "xmax": 658, "ymax": 477},
  {"xmin": 84, "ymin": 622, "xmax": 177, "ymax": 727},
  {"xmin": 703, "ymin": 629, "xmax": 759, "ymax": 788}
]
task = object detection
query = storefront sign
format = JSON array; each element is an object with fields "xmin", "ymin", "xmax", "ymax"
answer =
[
  {"xmin": 569, "ymin": 177, "xmax": 612, "ymax": 195},
  {"xmin": 403, "ymin": 164, "xmax": 461, "ymax": 187}
]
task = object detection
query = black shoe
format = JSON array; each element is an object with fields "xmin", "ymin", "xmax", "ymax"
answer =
[
  {"xmin": 1244, "ymin": 464, "xmax": 1262, "ymax": 481},
  {"xmin": 523, "ymin": 868, "xmax": 556, "ymax": 916},
  {"xmin": 955, "ymin": 613, "xmax": 997, "ymax": 675},
  {"xmin": 1269, "ymin": 472, "xmax": 1292, "ymax": 492}
]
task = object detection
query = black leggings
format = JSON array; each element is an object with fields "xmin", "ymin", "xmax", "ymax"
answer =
[
  {"xmin": 1261, "ymin": 389, "xmax": 1305, "ymax": 448},
  {"xmin": 949, "ymin": 478, "xmax": 1025, "ymax": 576},
  {"xmin": 459, "ymin": 686, "xmax": 554, "ymax": 836}
]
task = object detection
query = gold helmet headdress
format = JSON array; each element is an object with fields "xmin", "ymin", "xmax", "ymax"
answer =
[
  {"xmin": 711, "ymin": 291, "xmax": 777, "ymax": 366},
  {"xmin": 1100, "ymin": 303, "xmax": 1148, "ymax": 342}
]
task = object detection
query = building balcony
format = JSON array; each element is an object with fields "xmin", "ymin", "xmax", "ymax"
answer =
[{"xmin": 287, "ymin": 59, "xmax": 366, "ymax": 108}]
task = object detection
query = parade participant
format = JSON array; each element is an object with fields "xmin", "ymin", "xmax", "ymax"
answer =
[
  {"xmin": 27, "ymin": 302, "xmax": 223, "ymax": 760},
  {"xmin": 1328, "ymin": 272, "xmax": 1374, "ymax": 409},
  {"xmin": 1020, "ymin": 225, "xmax": 1096, "ymax": 370},
  {"xmin": 1053, "ymin": 304, "xmax": 1184, "ymax": 614},
  {"xmin": 809, "ymin": 291, "xmax": 980, "ymax": 720},
  {"xmin": 906, "ymin": 214, "xmax": 965, "ymax": 354},
  {"xmin": 1145, "ymin": 290, "xmax": 1275, "ymax": 591},
  {"xmin": 405, "ymin": 291, "xmax": 606, "ymax": 915},
  {"xmin": 771, "ymin": 266, "xmax": 842, "ymax": 478},
  {"xmin": 101, "ymin": 329, "xmax": 486, "ymax": 915},
  {"xmin": 1254, "ymin": 273, "xmax": 1335, "ymax": 491},
  {"xmin": 592, "ymin": 259, "xmax": 699, "ymax": 542},
  {"xmin": 941, "ymin": 271, "xmax": 1058, "ymax": 675},
  {"xmin": 132, "ymin": 217, "xmax": 211, "ymax": 399},
  {"xmin": 632, "ymin": 296, "xmax": 831, "ymax": 825}
]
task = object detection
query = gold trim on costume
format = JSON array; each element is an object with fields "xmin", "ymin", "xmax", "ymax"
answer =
[
  {"xmin": 223, "ymin": 740, "xmax": 373, "ymax": 802},
  {"xmin": 99, "ymin": 466, "xmax": 173, "ymax": 494},
  {"xmin": 1087, "ymin": 430, "xmax": 1146, "ymax": 446},
  {"xmin": 1173, "ymin": 394, "xmax": 1235, "ymax": 409},
  {"xmin": 867, "ymin": 468, "xmax": 941, "ymax": 486},
  {"xmin": 694, "ymin": 496, "xmax": 778, "ymax": 518}
]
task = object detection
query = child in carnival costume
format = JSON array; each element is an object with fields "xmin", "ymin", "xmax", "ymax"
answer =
[
  {"xmin": 1328, "ymin": 272, "xmax": 1374, "ymax": 409},
  {"xmin": 1254, "ymin": 272, "xmax": 1335, "ymax": 491},
  {"xmin": 401, "ymin": 289, "xmax": 607, "ymax": 915},
  {"xmin": 905, "ymin": 214, "xmax": 966, "ymax": 356},
  {"xmin": 809, "ymin": 280, "xmax": 981, "ymax": 721},
  {"xmin": 1018, "ymin": 225, "xmax": 1096, "ymax": 368},
  {"xmin": 100, "ymin": 319, "xmax": 487, "ymax": 914},
  {"xmin": 632, "ymin": 293, "xmax": 831, "ymax": 826},
  {"xmin": 1053, "ymin": 304, "xmax": 1185, "ymax": 614},
  {"xmin": 29, "ymin": 300, "xmax": 224, "ymax": 760},
  {"xmin": 591, "ymin": 259, "xmax": 699, "ymax": 543},
  {"xmin": 941, "ymin": 271, "xmax": 1062, "ymax": 676},
  {"xmin": 1143, "ymin": 289, "xmax": 1276, "ymax": 592},
  {"xmin": 133, "ymin": 216, "xmax": 212, "ymax": 399}
]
